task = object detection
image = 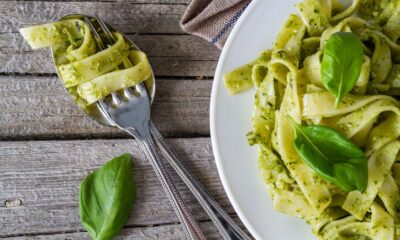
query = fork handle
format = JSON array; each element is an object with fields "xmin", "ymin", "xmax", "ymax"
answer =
[
  {"xmin": 150, "ymin": 122, "xmax": 252, "ymax": 240},
  {"xmin": 124, "ymin": 127, "xmax": 206, "ymax": 240}
]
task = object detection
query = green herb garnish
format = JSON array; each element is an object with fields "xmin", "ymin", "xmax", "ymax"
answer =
[
  {"xmin": 321, "ymin": 32, "xmax": 364, "ymax": 106},
  {"xmin": 288, "ymin": 117, "xmax": 368, "ymax": 192},
  {"xmin": 79, "ymin": 153, "xmax": 136, "ymax": 240}
]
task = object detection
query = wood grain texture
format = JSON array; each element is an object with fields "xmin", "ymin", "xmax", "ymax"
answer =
[
  {"xmin": 0, "ymin": 33, "xmax": 219, "ymax": 76},
  {"xmin": 0, "ymin": 1, "xmax": 186, "ymax": 33},
  {"xmin": 0, "ymin": 0, "xmax": 190, "ymax": 3},
  {"xmin": 3, "ymin": 222, "xmax": 219, "ymax": 239},
  {"xmin": 0, "ymin": 138, "xmax": 243, "ymax": 237},
  {"xmin": 4, "ymin": 219, "xmax": 247, "ymax": 240},
  {"xmin": 0, "ymin": 75, "xmax": 212, "ymax": 139}
]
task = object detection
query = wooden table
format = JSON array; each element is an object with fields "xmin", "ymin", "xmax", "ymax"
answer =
[{"xmin": 0, "ymin": 1, "xmax": 247, "ymax": 239}]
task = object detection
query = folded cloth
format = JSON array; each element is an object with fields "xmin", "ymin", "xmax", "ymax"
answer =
[{"xmin": 180, "ymin": 0, "xmax": 251, "ymax": 49}]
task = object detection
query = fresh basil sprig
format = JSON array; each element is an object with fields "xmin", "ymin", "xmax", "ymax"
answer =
[
  {"xmin": 321, "ymin": 32, "xmax": 364, "ymax": 105},
  {"xmin": 288, "ymin": 118, "xmax": 368, "ymax": 192},
  {"xmin": 80, "ymin": 153, "xmax": 136, "ymax": 240}
]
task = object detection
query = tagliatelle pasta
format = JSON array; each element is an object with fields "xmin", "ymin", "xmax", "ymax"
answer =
[
  {"xmin": 20, "ymin": 18, "xmax": 152, "ymax": 110},
  {"xmin": 224, "ymin": 0, "xmax": 400, "ymax": 239}
]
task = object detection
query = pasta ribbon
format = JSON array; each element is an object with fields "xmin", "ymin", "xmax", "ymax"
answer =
[
  {"xmin": 77, "ymin": 50, "xmax": 152, "ymax": 104},
  {"xmin": 58, "ymin": 32, "xmax": 129, "ymax": 88},
  {"xmin": 343, "ymin": 141, "xmax": 400, "ymax": 220}
]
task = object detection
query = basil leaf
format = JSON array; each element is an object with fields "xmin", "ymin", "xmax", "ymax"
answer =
[
  {"xmin": 79, "ymin": 153, "xmax": 136, "ymax": 240},
  {"xmin": 288, "ymin": 118, "xmax": 368, "ymax": 192},
  {"xmin": 321, "ymin": 32, "xmax": 364, "ymax": 105}
]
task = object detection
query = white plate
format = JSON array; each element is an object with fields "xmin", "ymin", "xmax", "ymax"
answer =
[{"xmin": 210, "ymin": 0, "xmax": 315, "ymax": 239}]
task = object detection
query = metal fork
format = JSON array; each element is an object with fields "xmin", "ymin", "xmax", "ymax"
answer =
[
  {"xmin": 87, "ymin": 15, "xmax": 251, "ymax": 240},
  {"xmin": 84, "ymin": 16, "xmax": 205, "ymax": 240}
]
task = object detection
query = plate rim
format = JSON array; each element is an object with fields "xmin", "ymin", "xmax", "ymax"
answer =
[{"xmin": 209, "ymin": 0, "xmax": 263, "ymax": 239}]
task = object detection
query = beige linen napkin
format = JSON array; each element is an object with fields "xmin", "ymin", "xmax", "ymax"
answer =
[{"xmin": 180, "ymin": 0, "xmax": 251, "ymax": 49}]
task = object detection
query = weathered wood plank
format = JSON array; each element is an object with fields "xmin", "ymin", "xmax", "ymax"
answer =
[
  {"xmin": 4, "ymin": 220, "xmax": 245, "ymax": 240},
  {"xmin": 1, "ymin": 0, "xmax": 190, "ymax": 3},
  {"xmin": 0, "ymin": 2, "xmax": 186, "ymax": 34},
  {"xmin": 0, "ymin": 138, "xmax": 238, "ymax": 237},
  {"xmin": 0, "ymin": 33, "xmax": 219, "ymax": 61},
  {"xmin": 0, "ymin": 75, "xmax": 211, "ymax": 139},
  {"xmin": 0, "ymin": 33, "xmax": 219, "ymax": 76},
  {"xmin": 3, "ymin": 223, "xmax": 214, "ymax": 239}
]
